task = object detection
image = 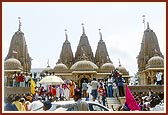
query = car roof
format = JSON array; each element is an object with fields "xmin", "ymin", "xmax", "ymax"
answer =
[
  {"xmin": 51, "ymin": 100, "xmax": 75, "ymax": 106},
  {"xmin": 51, "ymin": 100, "xmax": 103, "ymax": 105},
  {"xmin": 50, "ymin": 100, "xmax": 111, "ymax": 111}
]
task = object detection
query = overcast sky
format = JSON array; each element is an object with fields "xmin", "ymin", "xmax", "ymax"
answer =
[{"xmin": 2, "ymin": 2, "xmax": 166, "ymax": 76}]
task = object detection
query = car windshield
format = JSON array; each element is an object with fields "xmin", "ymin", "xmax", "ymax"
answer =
[{"xmin": 89, "ymin": 103, "xmax": 109, "ymax": 111}]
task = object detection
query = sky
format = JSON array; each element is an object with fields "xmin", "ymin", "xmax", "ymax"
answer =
[{"xmin": 2, "ymin": 2, "xmax": 166, "ymax": 76}]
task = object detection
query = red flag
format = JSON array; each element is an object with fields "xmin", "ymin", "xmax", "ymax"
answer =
[
  {"xmin": 126, "ymin": 85, "xmax": 141, "ymax": 111},
  {"xmin": 13, "ymin": 50, "xmax": 18, "ymax": 54}
]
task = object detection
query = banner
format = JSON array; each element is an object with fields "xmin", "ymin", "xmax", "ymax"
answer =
[
  {"xmin": 126, "ymin": 85, "xmax": 141, "ymax": 111},
  {"xmin": 30, "ymin": 78, "xmax": 36, "ymax": 95}
]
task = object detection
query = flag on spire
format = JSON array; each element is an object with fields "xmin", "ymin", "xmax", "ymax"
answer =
[
  {"xmin": 154, "ymin": 49, "xmax": 158, "ymax": 53},
  {"xmin": 98, "ymin": 29, "xmax": 102, "ymax": 41},
  {"xmin": 142, "ymin": 15, "xmax": 145, "ymax": 23},
  {"xmin": 18, "ymin": 17, "xmax": 22, "ymax": 31},
  {"xmin": 142, "ymin": 15, "xmax": 146, "ymax": 29},
  {"xmin": 65, "ymin": 29, "xmax": 68, "ymax": 41},
  {"xmin": 126, "ymin": 85, "xmax": 141, "ymax": 111},
  {"xmin": 154, "ymin": 49, "xmax": 159, "ymax": 55},
  {"xmin": 13, "ymin": 50, "xmax": 18, "ymax": 54},
  {"xmin": 81, "ymin": 23, "xmax": 85, "ymax": 34}
]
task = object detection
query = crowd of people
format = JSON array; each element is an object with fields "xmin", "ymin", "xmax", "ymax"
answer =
[
  {"xmin": 112, "ymin": 88, "xmax": 164, "ymax": 111},
  {"xmin": 4, "ymin": 69, "xmax": 164, "ymax": 111},
  {"xmin": 4, "ymin": 72, "xmax": 32, "ymax": 87}
]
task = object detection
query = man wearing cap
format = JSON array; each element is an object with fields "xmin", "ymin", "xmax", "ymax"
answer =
[{"xmin": 27, "ymin": 96, "xmax": 43, "ymax": 111}]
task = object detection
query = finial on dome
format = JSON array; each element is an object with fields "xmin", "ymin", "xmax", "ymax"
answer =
[
  {"xmin": 47, "ymin": 59, "xmax": 50, "ymax": 67},
  {"xmin": 65, "ymin": 29, "xmax": 68, "ymax": 41},
  {"xmin": 147, "ymin": 22, "xmax": 150, "ymax": 29},
  {"xmin": 81, "ymin": 23, "xmax": 85, "ymax": 34},
  {"xmin": 118, "ymin": 58, "xmax": 121, "ymax": 66},
  {"xmin": 98, "ymin": 29, "xmax": 102, "ymax": 41},
  {"xmin": 18, "ymin": 17, "xmax": 22, "ymax": 31}
]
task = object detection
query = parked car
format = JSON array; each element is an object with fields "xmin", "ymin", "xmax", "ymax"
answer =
[{"xmin": 48, "ymin": 101, "xmax": 112, "ymax": 111}]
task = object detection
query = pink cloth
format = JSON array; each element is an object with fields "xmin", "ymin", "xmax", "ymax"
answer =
[
  {"xmin": 62, "ymin": 84, "xmax": 67, "ymax": 89},
  {"xmin": 126, "ymin": 85, "xmax": 141, "ymax": 111}
]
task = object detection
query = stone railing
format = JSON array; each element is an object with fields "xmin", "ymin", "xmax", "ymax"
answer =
[
  {"xmin": 128, "ymin": 85, "xmax": 164, "ymax": 93},
  {"xmin": 4, "ymin": 87, "xmax": 30, "ymax": 96}
]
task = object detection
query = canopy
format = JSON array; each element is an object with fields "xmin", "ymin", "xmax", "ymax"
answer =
[{"xmin": 39, "ymin": 76, "xmax": 64, "ymax": 85}]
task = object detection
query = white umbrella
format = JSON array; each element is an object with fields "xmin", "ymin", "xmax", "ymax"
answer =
[{"xmin": 39, "ymin": 76, "xmax": 64, "ymax": 85}]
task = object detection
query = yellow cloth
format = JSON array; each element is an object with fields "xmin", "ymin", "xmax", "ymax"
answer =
[
  {"xmin": 13, "ymin": 101, "xmax": 24, "ymax": 111},
  {"xmin": 30, "ymin": 78, "xmax": 36, "ymax": 94}
]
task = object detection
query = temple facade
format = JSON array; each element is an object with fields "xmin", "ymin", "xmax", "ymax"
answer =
[
  {"xmin": 4, "ymin": 18, "xmax": 32, "ymax": 86},
  {"xmin": 137, "ymin": 22, "xmax": 164, "ymax": 85},
  {"xmin": 4, "ymin": 17, "xmax": 165, "ymax": 89},
  {"xmin": 3, "ymin": 17, "xmax": 165, "ymax": 99},
  {"xmin": 4, "ymin": 18, "xmax": 164, "ymax": 91},
  {"xmin": 51, "ymin": 24, "xmax": 130, "ymax": 87}
]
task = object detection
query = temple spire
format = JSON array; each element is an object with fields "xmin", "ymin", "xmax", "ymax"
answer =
[
  {"xmin": 98, "ymin": 29, "xmax": 102, "ymax": 41},
  {"xmin": 18, "ymin": 17, "xmax": 22, "ymax": 31},
  {"xmin": 65, "ymin": 29, "xmax": 68, "ymax": 41},
  {"xmin": 81, "ymin": 23, "xmax": 85, "ymax": 34}
]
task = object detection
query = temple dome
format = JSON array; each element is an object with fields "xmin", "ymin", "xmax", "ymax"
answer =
[
  {"xmin": 70, "ymin": 60, "xmax": 98, "ymax": 71},
  {"xmin": 146, "ymin": 55, "xmax": 164, "ymax": 68},
  {"xmin": 117, "ymin": 65, "xmax": 129, "ymax": 75},
  {"xmin": 100, "ymin": 62, "xmax": 115, "ymax": 72},
  {"xmin": 54, "ymin": 63, "xmax": 68, "ymax": 73},
  {"xmin": 4, "ymin": 58, "xmax": 22, "ymax": 70},
  {"xmin": 41, "ymin": 65, "xmax": 53, "ymax": 75}
]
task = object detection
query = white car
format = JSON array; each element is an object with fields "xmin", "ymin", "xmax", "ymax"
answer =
[{"xmin": 48, "ymin": 101, "xmax": 112, "ymax": 111}]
